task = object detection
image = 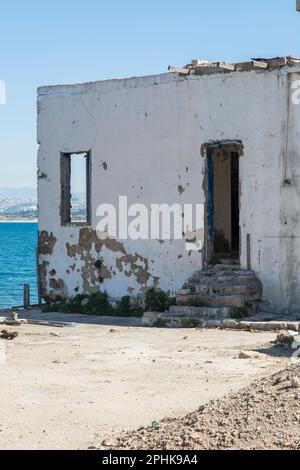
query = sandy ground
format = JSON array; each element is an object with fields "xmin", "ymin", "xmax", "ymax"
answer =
[{"xmin": 0, "ymin": 313, "xmax": 291, "ymax": 450}]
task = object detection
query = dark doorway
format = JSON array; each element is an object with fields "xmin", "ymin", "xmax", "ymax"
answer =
[
  {"xmin": 231, "ymin": 152, "xmax": 240, "ymax": 254},
  {"xmin": 206, "ymin": 148, "xmax": 240, "ymax": 259}
]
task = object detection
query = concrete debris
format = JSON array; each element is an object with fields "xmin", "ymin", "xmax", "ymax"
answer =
[
  {"xmin": 168, "ymin": 66, "xmax": 189, "ymax": 75},
  {"xmin": 0, "ymin": 330, "xmax": 19, "ymax": 340},
  {"xmin": 100, "ymin": 366, "xmax": 300, "ymax": 450},
  {"xmin": 143, "ymin": 312, "xmax": 300, "ymax": 332},
  {"xmin": 291, "ymin": 378, "xmax": 300, "ymax": 390},
  {"xmin": 238, "ymin": 351, "xmax": 261, "ymax": 360},
  {"xmin": 0, "ymin": 314, "xmax": 27, "ymax": 326},
  {"xmin": 275, "ymin": 332, "xmax": 296, "ymax": 347},
  {"xmin": 168, "ymin": 56, "xmax": 300, "ymax": 77}
]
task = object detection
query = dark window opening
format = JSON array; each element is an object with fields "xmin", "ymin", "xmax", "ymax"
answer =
[{"xmin": 61, "ymin": 151, "xmax": 91, "ymax": 225}]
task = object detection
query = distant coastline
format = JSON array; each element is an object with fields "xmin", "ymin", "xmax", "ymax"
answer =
[{"xmin": 0, "ymin": 219, "xmax": 38, "ymax": 223}]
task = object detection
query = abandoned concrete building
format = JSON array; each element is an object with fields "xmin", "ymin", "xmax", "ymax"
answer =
[{"xmin": 38, "ymin": 56, "xmax": 300, "ymax": 317}]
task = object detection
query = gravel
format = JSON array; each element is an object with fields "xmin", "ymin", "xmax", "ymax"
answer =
[{"xmin": 102, "ymin": 366, "xmax": 300, "ymax": 450}]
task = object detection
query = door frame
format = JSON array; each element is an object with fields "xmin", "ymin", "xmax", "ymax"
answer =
[{"xmin": 201, "ymin": 140, "xmax": 244, "ymax": 266}]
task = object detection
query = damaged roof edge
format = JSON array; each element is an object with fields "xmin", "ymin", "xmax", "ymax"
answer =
[
  {"xmin": 37, "ymin": 56, "xmax": 300, "ymax": 96},
  {"xmin": 171, "ymin": 56, "xmax": 300, "ymax": 77},
  {"xmin": 37, "ymin": 73, "xmax": 174, "ymax": 96}
]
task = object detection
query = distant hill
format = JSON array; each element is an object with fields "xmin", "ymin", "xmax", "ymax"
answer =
[
  {"xmin": 0, "ymin": 188, "xmax": 37, "ymax": 220},
  {"xmin": 0, "ymin": 187, "xmax": 85, "ymax": 221},
  {"xmin": 0, "ymin": 187, "xmax": 37, "ymax": 200}
]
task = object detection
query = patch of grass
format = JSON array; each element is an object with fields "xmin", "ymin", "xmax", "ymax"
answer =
[
  {"xmin": 153, "ymin": 318, "xmax": 167, "ymax": 328},
  {"xmin": 43, "ymin": 292, "xmax": 143, "ymax": 318},
  {"xmin": 208, "ymin": 256, "xmax": 222, "ymax": 266},
  {"xmin": 119, "ymin": 296, "xmax": 131, "ymax": 314},
  {"xmin": 116, "ymin": 296, "xmax": 143, "ymax": 318},
  {"xmin": 231, "ymin": 305, "xmax": 250, "ymax": 320},
  {"xmin": 181, "ymin": 319, "xmax": 201, "ymax": 328},
  {"xmin": 145, "ymin": 288, "xmax": 168, "ymax": 312}
]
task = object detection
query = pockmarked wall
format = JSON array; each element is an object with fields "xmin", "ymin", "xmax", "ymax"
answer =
[{"xmin": 37, "ymin": 65, "xmax": 300, "ymax": 314}]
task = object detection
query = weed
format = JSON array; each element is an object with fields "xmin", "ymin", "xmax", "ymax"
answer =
[
  {"xmin": 153, "ymin": 318, "xmax": 167, "ymax": 328},
  {"xmin": 208, "ymin": 256, "xmax": 222, "ymax": 266},
  {"xmin": 145, "ymin": 288, "xmax": 168, "ymax": 312},
  {"xmin": 181, "ymin": 319, "xmax": 201, "ymax": 328},
  {"xmin": 231, "ymin": 304, "xmax": 250, "ymax": 320},
  {"xmin": 43, "ymin": 292, "xmax": 143, "ymax": 318}
]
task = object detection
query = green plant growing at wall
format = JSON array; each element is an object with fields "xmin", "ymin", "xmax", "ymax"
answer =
[
  {"xmin": 43, "ymin": 292, "xmax": 143, "ymax": 318},
  {"xmin": 208, "ymin": 256, "xmax": 222, "ymax": 266},
  {"xmin": 119, "ymin": 296, "xmax": 131, "ymax": 314},
  {"xmin": 231, "ymin": 302, "xmax": 252, "ymax": 320},
  {"xmin": 145, "ymin": 288, "xmax": 168, "ymax": 312},
  {"xmin": 181, "ymin": 319, "xmax": 201, "ymax": 328},
  {"xmin": 189, "ymin": 298, "xmax": 205, "ymax": 307},
  {"xmin": 153, "ymin": 318, "xmax": 167, "ymax": 328}
]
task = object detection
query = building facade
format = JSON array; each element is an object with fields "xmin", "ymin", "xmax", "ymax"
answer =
[{"xmin": 38, "ymin": 57, "xmax": 300, "ymax": 315}]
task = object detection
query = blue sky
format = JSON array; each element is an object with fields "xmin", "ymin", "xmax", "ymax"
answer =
[{"xmin": 0, "ymin": 0, "xmax": 299, "ymax": 188}]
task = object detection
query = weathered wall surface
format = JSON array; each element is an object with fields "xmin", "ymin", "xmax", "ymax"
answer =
[{"xmin": 37, "ymin": 66, "xmax": 300, "ymax": 314}]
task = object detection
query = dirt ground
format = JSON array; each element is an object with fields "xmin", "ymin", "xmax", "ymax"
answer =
[
  {"xmin": 106, "ymin": 366, "xmax": 300, "ymax": 450},
  {"xmin": 0, "ymin": 312, "xmax": 293, "ymax": 450}
]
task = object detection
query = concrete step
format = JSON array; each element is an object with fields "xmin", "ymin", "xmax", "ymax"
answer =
[
  {"xmin": 193, "ymin": 284, "xmax": 248, "ymax": 296},
  {"xmin": 192, "ymin": 268, "xmax": 253, "ymax": 275},
  {"xmin": 175, "ymin": 267, "xmax": 262, "ymax": 323},
  {"xmin": 143, "ymin": 311, "xmax": 231, "ymax": 328},
  {"xmin": 210, "ymin": 264, "xmax": 242, "ymax": 271},
  {"xmin": 184, "ymin": 282, "xmax": 261, "ymax": 297},
  {"xmin": 188, "ymin": 275, "xmax": 256, "ymax": 286},
  {"xmin": 176, "ymin": 294, "xmax": 246, "ymax": 308},
  {"xmin": 169, "ymin": 305, "xmax": 232, "ymax": 319},
  {"xmin": 218, "ymin": 258, "xmax": 240, "ymax": 266}
]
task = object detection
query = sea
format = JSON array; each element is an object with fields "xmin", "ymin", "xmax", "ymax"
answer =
[{"xmin": 0, "ymin": 222, "xmax": 38, "ymax": 309}]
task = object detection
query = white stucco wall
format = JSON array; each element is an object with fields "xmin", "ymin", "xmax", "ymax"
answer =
[{"xmin": 37, "ymin": 65, "xmax": 300, "ymax": 314}]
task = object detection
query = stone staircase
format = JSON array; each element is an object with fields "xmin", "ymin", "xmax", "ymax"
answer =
[{"xmin": 143, "ymin": 262, "xmax": 263, "ymax": 328}]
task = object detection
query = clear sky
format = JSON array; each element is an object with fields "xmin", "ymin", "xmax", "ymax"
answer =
[{"xmin": 0, "ymin": 0, "xmax": 299, "ymax": 188}]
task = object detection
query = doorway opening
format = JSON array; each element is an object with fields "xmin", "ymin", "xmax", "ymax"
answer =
[{"xmin": 203, "ymin": 141, "xmax": 242, "ymax": 264}]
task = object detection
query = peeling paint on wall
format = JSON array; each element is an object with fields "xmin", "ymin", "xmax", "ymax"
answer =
[{"xmin": 39, "ymin": 231, "xmax": 57, "ymax": 255}]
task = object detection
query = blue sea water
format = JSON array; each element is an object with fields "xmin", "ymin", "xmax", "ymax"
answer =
[{"xmin": 0, "ymin": 223, "xmax": 38, "ymax": 308}]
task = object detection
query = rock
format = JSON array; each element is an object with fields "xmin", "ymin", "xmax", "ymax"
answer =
[
  {"xmin": 177, "ymin": 289, "xmax": 192, "ymax": 296},
  {"xmin": 0, "ymin": 330, "xmax": 19, "ymax": 340},
  {"xmin": 101, "ymin": 439, "xmax": 113, "ymax": 447},
  {"xmin": 11, "ymin": 312, "xmax": 19, "ymax": 322},
  {"xmin": 291, "ymin": 377, "xmax": 300, "ymax": 389},
  {"xmin": 239, "ymin": 351, "xmax": 259, "ymax": 360},
  {"xmin": 276, "ymin": 332, "xmax": 295, "ymax": 347}
]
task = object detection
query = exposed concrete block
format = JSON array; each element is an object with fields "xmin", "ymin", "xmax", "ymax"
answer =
[
  {"xmin": 142, "ymin": 312, "xmax": 300, "ymax": 332},
  {"xmin": 176, "ymin": 294, "xmax": 246, "ymax": 308},
  {"xmin": 169, "ymin": 305, "xmax": 231, "ymax": 319}
]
